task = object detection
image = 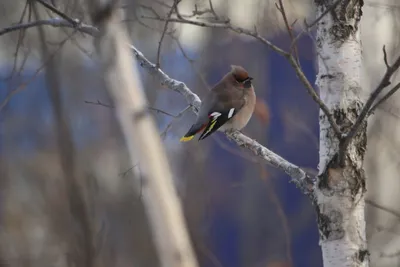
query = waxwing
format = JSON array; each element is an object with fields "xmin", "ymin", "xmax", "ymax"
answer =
[{"xmin": 180, "ymin": 65, "xmax": 256, "ymax": 142}]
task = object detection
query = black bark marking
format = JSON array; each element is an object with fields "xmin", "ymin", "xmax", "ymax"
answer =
[
  {"xmin": 316, "ymin": 0, "xmax": 364, "ymax": 43},
  {"xmin": 316, "ymin": 205, "xmax": 344, "ymax": 241},
  {"xmin": 320, "ymin": 74, "xmax": 335, "ymax": 79},
  {"xmin": 356, "ymin": 249, "xmax": 369, "ymax": 263}
]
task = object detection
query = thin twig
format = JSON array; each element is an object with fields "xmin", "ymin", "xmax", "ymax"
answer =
[
  {"xmin": 0, "ymin": 17, "xmax": 96, "ymax": 36},
  {"xmin": 0, "ymin": 31, "xmax": 75, "ymax": 112},
  {"xmin": 276, "ymin": 0, "xmax": 300, "ymax": 63},
  {"xmin": 35, "ymin": 0, "xmax": 80, "ymax": 26},
  {"xmin": 4, "ymin": 1, "xmax": 30, "ymax": 81},
  {"xmin": 160, "ymin": 105, "xmax": 190, "ymax": 138},
  {"xmin": 208, "ymin": 0, "xmax": 218, "ymax": 17},
  {"xmin": 369, "ymin": 82, "xmax": 400, "ymax": 115},
  {"xmin": 141, "ymin": 15, "xmax": 288, "ymax": 56},
  {"xmin": 84, "ymin": 99, "xmax": 180, "ymax": 118},
  {"xmin": 156, "ymin": 0, "xmax": 181, "ymax": 68}
]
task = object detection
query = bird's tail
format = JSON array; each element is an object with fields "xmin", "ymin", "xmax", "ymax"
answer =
[{"xmin": 180, "ymin": 123, "xmax": 206, "ymax": 142}]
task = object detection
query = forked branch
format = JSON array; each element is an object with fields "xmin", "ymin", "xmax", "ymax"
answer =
[{"xmin": 339, "ymin": 45, "xmax": 400, "ymax": 163}]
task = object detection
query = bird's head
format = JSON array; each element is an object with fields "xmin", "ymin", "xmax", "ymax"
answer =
[{"xmin": 230, "ymin": 65, "xmax": 253, "ymax": 89}]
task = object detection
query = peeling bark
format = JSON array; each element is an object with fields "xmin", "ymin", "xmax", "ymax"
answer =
[{"xmin": 315, "ymin": 0, "xmax": 369, "ymax": 266}]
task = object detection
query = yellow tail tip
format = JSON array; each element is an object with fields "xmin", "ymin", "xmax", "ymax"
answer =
[{"xmin": 180, "ymin": 135, "xmax": 194, "ymax": 142}]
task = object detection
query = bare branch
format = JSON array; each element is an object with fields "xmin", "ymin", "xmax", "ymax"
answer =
[
  {"xmin": 35, "ymin": 0, "xmax": 79, "ymax": 26},
  {"xmin": 0, "ymin": 17, "xmax": 96, "ymax": 37},
  {"xmin": 340, "ymin": 46, "xmax": 400, "ymax": 163},
  {"xmin": 226, "ymin": 131, "xmax": 315, "ymax": 194},
  {"xmin": 369, "ymin": 82, "xmax": 400, "ymax": 115},
  {"xmin": 366, "ymin": 199, "xmax": 400, "ymax": 220},
  {"xmin": 141, "ymin": 15, "xmax": 288, "ymax": 56},
  {"xmin": 383, "ymin": 45, "xmax": 390, "ymax": 69},
  {"xmin": 0, "ymin": 30, "xmax": 76, "ymax": 112},
  {"xmin": 141, "ymin": 14, "xmax": 341, "ymax": 137},
  {"xmin": 156, "ymin": 0, "xmax": 181, "ymax": 67},
  {"xmin": 275, "ymin": 0, "xmax": 300, "ymax": 62},
  {"xmin": 84, "ymin": 99, "xmax": 184, "ymax": 118},
  {"xmin": 0, "ymin": 10, "xmax": 314, "ymax": 193},
  {"xmin": 160, "ymin": 105, "xmax": 191, "ymax": 139}
]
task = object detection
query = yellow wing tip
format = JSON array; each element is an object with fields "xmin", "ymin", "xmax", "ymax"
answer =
[{"xmin": 180, "ymin": 135, "xmax": 194, "ymax": 142}]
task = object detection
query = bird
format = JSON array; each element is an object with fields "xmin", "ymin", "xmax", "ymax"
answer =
[{"xmin": 180, "ymin": 65, "xmax": 256, "ymax": 142}]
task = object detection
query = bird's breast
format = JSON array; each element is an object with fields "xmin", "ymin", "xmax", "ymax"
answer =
[{"xmin": 220, "ymin": 87, "xmax": 256, "ymax": 131}]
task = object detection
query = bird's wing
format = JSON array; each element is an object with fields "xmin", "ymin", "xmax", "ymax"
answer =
[{"xmin": 198, "ymin": 88, "xmax": 246, "ymax": 140}]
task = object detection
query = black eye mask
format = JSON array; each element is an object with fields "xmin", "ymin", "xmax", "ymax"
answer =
[
  {"xmin": 243, "ymin": 79, "xmax": 252, "ymax": 88},
  {"xmin": 237, "ymin": 76, "xmax": 253, "ymax": 88}
]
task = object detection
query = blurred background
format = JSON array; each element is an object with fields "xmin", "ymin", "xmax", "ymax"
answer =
[{"xmin": 0, "ymin": 0, "xmax": 400, "ymax": 266}]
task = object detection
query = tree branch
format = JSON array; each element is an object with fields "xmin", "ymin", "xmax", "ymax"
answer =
[
  {"xmin": 0, "ymin": 17, "xmax": 96, "ymax": 37},
  {"xmin": 156, "ymin": 0, "xmax": 181, "ymax": 67},
  {"xmin": 140, "ymin": 11, "xmax": 342, "ymax": 138},
  {"xmin": 0, "ymin": 13, "xmax": 314, "ymax": 194},
  {"xmin": 340, "ymin": 45, "xmax": 400, "ymax": 163}
]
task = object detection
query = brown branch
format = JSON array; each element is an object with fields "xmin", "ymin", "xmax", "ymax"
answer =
[
  {"xmin": 340, "ymin": 46, "xmax": 400, "ymax": 163},
  {"xmin": 141, "ymin": 15, "xmax": 341, "ymax": 137},
  {"xmin": 141, "ymin": 15, "xmax": 288, "ymax": 56},
  {"xmin": 369, "ymin": 82, "xmax": 400, "ymax": 115},
  {"xmin": 156, "ymin": 0, "xmax": 181, "ymax": 67},
  {"xmin": 275, "ymin": 0, "xmax": 300, "ymax": 62}
]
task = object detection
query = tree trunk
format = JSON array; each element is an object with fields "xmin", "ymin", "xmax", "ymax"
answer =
[{"xmin": 314, "ymin": 0, "xmax": 369, "ymax": 266}]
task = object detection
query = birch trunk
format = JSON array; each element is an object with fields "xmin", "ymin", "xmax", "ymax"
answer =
[{"xmin": 314, "ymin": 0, "xmax": 369, "ymax": 266}]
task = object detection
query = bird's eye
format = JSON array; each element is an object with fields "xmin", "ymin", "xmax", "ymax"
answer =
[{"xmin": 242, "ymin": 77, "xmax": 253, "ymax": 88}]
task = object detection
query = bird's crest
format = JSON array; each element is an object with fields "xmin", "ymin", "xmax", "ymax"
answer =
[{"xmin": 230, "ymin": 65, "xmax": 249, "ymax": 82}]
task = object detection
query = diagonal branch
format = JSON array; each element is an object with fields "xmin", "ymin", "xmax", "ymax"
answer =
[
  {"xmin": 0, "ymin": 17, "xmax": 96, "ymax": 36},
  {"xmin": 141, "ymin": 14, "xmax": 342, "ymax": 137},
  {"xmin": 128, "ymin": 44, "xmax": 314, "ymax": 194},
  {"xmin": 368, "ymin": 82, "xmax": 400, "ymax": 115},
  {"xmin": 0, "ymin": 14, "xmax": 314, "ymax": 194},
  {"xmin": 339, "ymin": 46, "xmax": 400, "ymax": 163},
  {"xmin": 156, "ymin": 0, "xmax": 181, "ymax": 67}
]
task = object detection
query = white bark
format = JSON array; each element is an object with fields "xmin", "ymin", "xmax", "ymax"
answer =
[{"xmin": 314, "ymin": 0, "xmax": 368, "ymax": 266}]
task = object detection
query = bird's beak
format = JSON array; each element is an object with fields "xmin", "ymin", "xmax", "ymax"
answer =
[{"xmin": 249, "ymin": 77, "xmax": 254, "ymax": 81}]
